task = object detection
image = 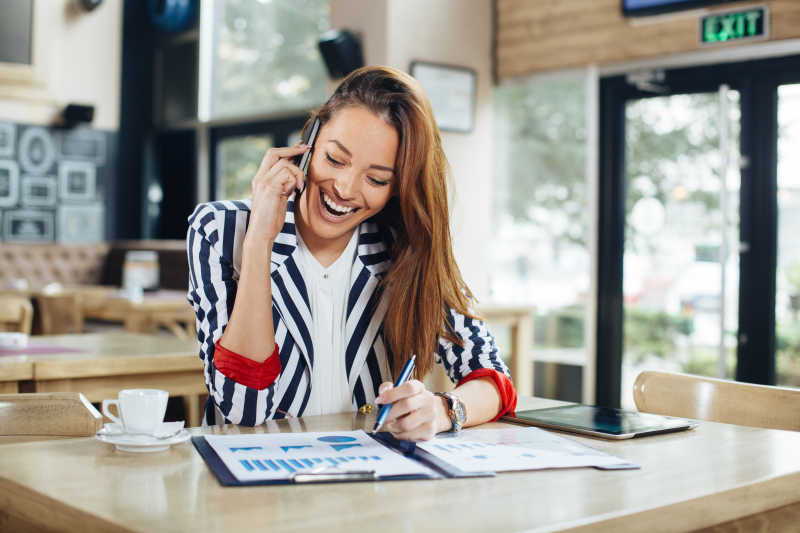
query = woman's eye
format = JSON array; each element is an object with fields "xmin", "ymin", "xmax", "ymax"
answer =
[
  {"xmin": 325, "ymin": 154, "xmax": 343, "ymax": 166},
  {"xmin": 368, "ymin": 177, "xmax": 390, "ymax": 187}
]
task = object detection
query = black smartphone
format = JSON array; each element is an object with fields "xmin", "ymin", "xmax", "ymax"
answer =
[{"xmin": 293, "ymin": 117, "xmax": 321, "ymax": 198}]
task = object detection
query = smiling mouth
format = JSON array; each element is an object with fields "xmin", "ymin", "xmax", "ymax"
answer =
[{"xmin": 320, "ymin": 190, "xmax": 359, "ymax": 217}]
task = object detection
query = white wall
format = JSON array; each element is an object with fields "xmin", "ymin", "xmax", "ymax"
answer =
[
  {"xmin": 331, "ymin": 0, "xmax": 493, "ymax": 300},
  {"xmin": 0, "ymin": 0, "xmax": 122, "ymax": 130}
]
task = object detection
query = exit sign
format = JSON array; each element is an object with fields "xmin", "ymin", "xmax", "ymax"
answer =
[{"xmin": 700, "ymin": 5, "xmax": 768, "ymax": 45}]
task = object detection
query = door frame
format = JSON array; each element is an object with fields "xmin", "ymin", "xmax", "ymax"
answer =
[{"xmin": 596, "ymin": 54, "xmax": 800, "ymax": 407}]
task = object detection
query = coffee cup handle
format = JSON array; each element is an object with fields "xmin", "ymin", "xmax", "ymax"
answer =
[{"xmin": 102, "ymin": 399, "xmax": 123, "ymax": 426}]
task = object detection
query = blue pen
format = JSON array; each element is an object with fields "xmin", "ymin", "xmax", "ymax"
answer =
[{"xmin": 370, "ymin": 354, "xmax": 416, "ymax": 434}]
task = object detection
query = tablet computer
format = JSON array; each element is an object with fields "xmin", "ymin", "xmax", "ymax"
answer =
[{"xmin": 502, "ymin": 405, "xmax": 697, "ymax": 440}]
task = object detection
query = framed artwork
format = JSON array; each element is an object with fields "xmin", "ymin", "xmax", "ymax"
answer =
[
  {"xmin": 21, "ymin": 175, "xmax": 57, "ymax": 207},
  {"xmin": 4, "ymin": 209, "xmax": 54, "ymax": 242},
  {"xmin": 58, "ymin": 129, "xmax": 107, "ymax": 165},
  {"xmin": 57, "ymin": 204, "xmax": 104, "ymax": 243},
  {"xmin": 59, "ymin": 160, "xmax": 96, "ymax": 201},
  {"xmin": 18, "ymin": 126, "xmax": 56, "ymax": 175},
  {"xmin": 0, "ymin": 122, "xmax": 15, "ymax": 157},
  {"xmin": 410, "ymin": 61, "xmax": 476, "ymax": 133},
  {"xmin": 0, "ymin": 159, "xmax": 20, "ymax": 207}
]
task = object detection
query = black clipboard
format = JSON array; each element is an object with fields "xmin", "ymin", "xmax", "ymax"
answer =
[{"xmin": 192, "ymin": 432, "xmax": 494, "ymax": 486}]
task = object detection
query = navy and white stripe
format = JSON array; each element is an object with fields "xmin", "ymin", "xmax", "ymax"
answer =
[{"xmin": 186, "ymin": 195, "xmax": 510, "ymax": 426}]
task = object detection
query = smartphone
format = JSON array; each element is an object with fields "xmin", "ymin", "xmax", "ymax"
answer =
[{"xmin": 293, "ymin": 117, "xmax": 321, "ymax": 198}]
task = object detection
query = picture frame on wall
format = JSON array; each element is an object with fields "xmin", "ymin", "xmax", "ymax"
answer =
[
  {"xmin": 58, "ymin": 129, "xmax": 107, "ymax": 165},
  {"xmin": 21, "ymin": 175, "xmax": 57, "ymax": 207},
  {"xmin": 0, "ymin": 122, "xmax": 15, "ymax": 157},
  {"xmin": 0, "ymin": 159, "xmax": 20, "ymax": 207},
  {"xmin": 410, "ymin": 61, "xmax": 476, "ymax": 133},
  {"xmin": 59, "ymin": 160, "xmax": 96, "ymax": 201},
  {"xmin": 4, "ymin": 209, "xmax": 54, "ymax": 242},
  {"xmin": 57, "ymin": 203, "xmax": 104, "ymax": 243}
]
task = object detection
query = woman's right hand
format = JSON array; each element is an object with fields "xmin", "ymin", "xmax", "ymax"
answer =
[{"xmin": 246, "ymin": 143, "xmax": 309, "ymax": 245}]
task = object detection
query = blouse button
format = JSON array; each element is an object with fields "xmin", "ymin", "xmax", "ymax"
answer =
[{"xmin": 323, "ymin": 273, "xmax": 328, "ymax": 279}]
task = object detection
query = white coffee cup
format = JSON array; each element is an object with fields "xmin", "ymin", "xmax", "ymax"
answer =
[{"xmin": 102, "ymin": 389, "xmax": 169, "ymax": 435}]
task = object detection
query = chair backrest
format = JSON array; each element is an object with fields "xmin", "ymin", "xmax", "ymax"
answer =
[
  {"xmin": 0, "ymin": 392, "xmax": 103, "ymax": 438},
  {"xmin": 633, "ymin": 370, "xmax": 800, "ymax": 431},
  {"xmin": 0, "ymin": 296, "xmax": 34, "ymax": 334},
  {"xmin": 36, "ymin": 293, "xmax": 84, "ymax": 334}
]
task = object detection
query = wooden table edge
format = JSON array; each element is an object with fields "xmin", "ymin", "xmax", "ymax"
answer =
[
  {"xmin": 33, "ymin": 354, "xmax": 199, "ymax": 379},
  {"xmin": 0, "ymin": 474, "xmax": 135, "ymax": 533},
  {"xmin": 557, "ymin": 469, "xmax": 800, "ymax": 532}
]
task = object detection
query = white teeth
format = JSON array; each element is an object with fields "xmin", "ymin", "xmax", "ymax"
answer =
[{"xmin": 322, "ymin": 192, "xmax": 356, "ymax": 215}]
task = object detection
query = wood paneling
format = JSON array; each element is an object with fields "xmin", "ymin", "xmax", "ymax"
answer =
[{"xmin": 496, "ymin": 0, "xmax": 800, "ymax": 78}]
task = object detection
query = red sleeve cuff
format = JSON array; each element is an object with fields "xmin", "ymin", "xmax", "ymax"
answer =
[
  {"xmin": 213, "ymin": 340, "xmax": 281, "ymax": 390},
  {"xmin": 457, "ymin": 368, "xmax": 518, "ymax": 421}
]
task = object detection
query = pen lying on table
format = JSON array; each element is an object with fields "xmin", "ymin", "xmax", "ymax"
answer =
[{"xmin": 371, "ymin": 354, "xmax": 416, "ymax": 433}]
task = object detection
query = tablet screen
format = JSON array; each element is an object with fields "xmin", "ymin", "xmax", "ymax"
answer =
[{"xmin": 513, "ymin": 405, "xmax": 691, "ymax": 436}]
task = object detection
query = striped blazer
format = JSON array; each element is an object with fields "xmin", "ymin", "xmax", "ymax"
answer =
[{"xmin": 187, "ymin": 195, "xmax": 510, "ymax": 425}]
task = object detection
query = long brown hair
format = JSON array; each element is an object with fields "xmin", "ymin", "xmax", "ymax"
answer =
[{"xmin": 310, "ymin": 66, "xmax": 476, "ymax": 379}]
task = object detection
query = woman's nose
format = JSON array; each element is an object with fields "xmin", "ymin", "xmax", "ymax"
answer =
[{"xmin": 333, "ymin": 172, "xmax": 358, "ymax": 200}]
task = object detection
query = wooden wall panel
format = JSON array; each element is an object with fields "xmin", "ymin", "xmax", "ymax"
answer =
[{"xmin": 496, "ymin": 0, "xmax": 800, "ymax": 79}]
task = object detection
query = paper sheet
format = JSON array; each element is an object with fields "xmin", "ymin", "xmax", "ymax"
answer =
[
  {"xmin": 416, "ymin": 426, "xmax": 636, "ymax": 473},
  {"xmin": 204, "ymin": 430, "xmax": 433, "ymax": 482}
]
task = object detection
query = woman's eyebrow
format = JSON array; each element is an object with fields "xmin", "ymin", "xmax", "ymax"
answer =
[{"xmin": 328, "ymin": 139, "xmax": 394, "ymax": 174}]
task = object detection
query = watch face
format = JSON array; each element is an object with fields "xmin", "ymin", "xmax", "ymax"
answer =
[{"xmin": 453, "ymin": 398, "xmax": 467, "ymax": 424}]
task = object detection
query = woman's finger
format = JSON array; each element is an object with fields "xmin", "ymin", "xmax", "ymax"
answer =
[
  {"xmin": 267, "ymin": 159, "xmax": 306, "ymax": 192},
  {"xmin": 376, "ymin": 379, "xmax": 424, "ymax": 405},
  {"xmin": 256, "ymin": 144, "xmax": 309, "ymax": 176},
  {"xmin": 382, "ymin": 391, "xmax": 429, "ymax": 425},
  {"xmin": 253, "ymin": 162, "xmax": 304, "ymax": 196}
]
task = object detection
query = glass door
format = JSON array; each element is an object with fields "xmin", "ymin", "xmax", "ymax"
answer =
[
  {"xmin": 776, "ymin": 84, "xmax": 800, "ymax": 387},
  {"xmin": 620, "ymin": 88, "xmax": 741, "ymax": 408}
]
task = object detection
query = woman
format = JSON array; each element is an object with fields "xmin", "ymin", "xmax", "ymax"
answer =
[{"xmin": 187, "ymin": 66, "xmax": 516, "ymax": 441}]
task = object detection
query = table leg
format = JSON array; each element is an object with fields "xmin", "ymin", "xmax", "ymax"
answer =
[
  {"xmin": 184, "ymin": 395, "xmax": 200, "ymax": 428},
  {"xmin": 510, "ymin": 317, "xmax": 534, "ymax": 396}
]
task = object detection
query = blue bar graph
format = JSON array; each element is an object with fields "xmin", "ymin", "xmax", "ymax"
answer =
[
  {"xmin": 276, "ymin": 459, "xmax": 295, "ymax": 473},
  {"xmin": 239, "ymin": 454, "xmax": 387, "ymax": 475}
]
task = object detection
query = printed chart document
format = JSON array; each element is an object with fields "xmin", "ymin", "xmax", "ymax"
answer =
[
  {"xmin": 204, "ymin": 430, "xmax": 433, "ymax": 482},
  {"xmin": 416, "ymin": 426, "xmax": 636, "ymax": 472}
]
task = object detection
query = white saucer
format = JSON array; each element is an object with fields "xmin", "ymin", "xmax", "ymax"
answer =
[{"xmin": 95, "ymin": 422, "xmax": 191, "ymax": 453}]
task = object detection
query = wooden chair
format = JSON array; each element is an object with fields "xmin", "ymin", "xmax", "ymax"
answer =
[
  {"xmin": 0, "ymin": 393, "xmax": 103, "ymax": 443},
  {"xmin": 633, "ymin": 370, "xmax": 800, "ymax": 431},
  {"xmin": 0, "ymin": 296, "xmax": 34, "ymax": 334},
  {"xmin": 35, "ymin": 293, "xmax": 84, "ymax": 334}
]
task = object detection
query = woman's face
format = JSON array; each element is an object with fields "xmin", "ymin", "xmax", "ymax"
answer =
[{"xmin": 299, "ymin": 105, "xmax": 398, "ymax": 246}]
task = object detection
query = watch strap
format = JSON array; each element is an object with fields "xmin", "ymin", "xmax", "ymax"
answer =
[{"xmin": 435, "ymin": 391, "xmax": 466, "ymax": 432}]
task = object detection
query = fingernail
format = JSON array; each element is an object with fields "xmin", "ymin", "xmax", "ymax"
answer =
[{"xmin": 375, "ymin": 395, "xmax": 384, "ymax": 404}]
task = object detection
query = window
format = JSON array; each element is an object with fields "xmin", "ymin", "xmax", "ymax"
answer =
[
  {"xmin": 207, "ymin": 0, "xmax": 330, "ymax": 119},
  {"xmin": 776, "ymin": 84, "xmax": 800, "ymax": 387},
  {"xmin": 490, "ymin": 74, "xmax": 593, "ymax": 397}
]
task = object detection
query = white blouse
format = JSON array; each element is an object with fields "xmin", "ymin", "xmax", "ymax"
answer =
[{"xmin": 294, "ymin": 229, "xmax": 360, "ymax": 416}]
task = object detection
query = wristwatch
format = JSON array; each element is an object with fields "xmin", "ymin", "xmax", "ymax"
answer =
[{"xmin": 435, "ymin": 392, "xmax": 467, "ymax": 432}]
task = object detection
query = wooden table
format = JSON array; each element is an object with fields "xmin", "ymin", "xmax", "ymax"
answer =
[
  {"xmin": 1, "ymin": 396, "xmax": 798, "ymax": 532},
  {"xmin": 83, "ymin": 289, "xmax": 196, "ymax": 339},
  {"xmin": 0, "ymin": 332, "xmax": 206, "ymax": 427}
]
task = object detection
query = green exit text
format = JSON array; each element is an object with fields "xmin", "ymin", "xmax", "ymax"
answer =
[{"xmin": 701, "ymin": 7, "xmax": 767, "ymax": 45}]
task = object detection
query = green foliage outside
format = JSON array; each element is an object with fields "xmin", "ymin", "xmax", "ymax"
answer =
[{"xmin": 214, "ymin": 0, "xmax": 329, "ymax": 118}]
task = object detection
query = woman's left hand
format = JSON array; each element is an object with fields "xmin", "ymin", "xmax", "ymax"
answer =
[{"xmin": 375, "ymin": 380, "xmax": 449, "ymax": 441}]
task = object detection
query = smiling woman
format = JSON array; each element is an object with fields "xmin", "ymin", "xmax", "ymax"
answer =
[{"xmin": 187, "ymin": 66, "xmax": 517, "ymax": 441}]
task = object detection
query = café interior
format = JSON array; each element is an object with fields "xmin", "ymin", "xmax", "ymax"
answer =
[{"xmin": 1, "ymin": 0, "xmax": 799, "ymax": 531}]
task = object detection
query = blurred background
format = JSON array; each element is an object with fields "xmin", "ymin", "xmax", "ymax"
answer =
[{"xmin": 1, "ymin": 0, "xmax": 799, "ymax": 410}]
